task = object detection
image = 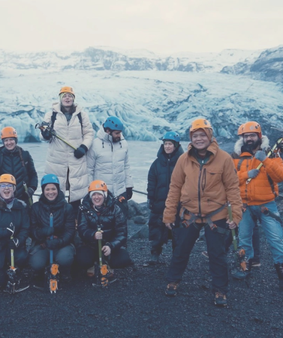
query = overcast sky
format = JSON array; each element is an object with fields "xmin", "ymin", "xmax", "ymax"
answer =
[{"xmin": 1, "ymin": 0, "xmax": 282, "ymax": 55}]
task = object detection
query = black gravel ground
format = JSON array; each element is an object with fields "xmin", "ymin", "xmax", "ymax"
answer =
[{"xmin": 1, "ymin": 224, "xmax": 283, "ymax": 338}]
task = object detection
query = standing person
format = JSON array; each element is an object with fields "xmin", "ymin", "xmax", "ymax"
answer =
[
  {"xmin": 41, "ymin": 86, "xmax": 94, "ymax": 218},
  {"xmin": 147, "ymin": 131, "xmax": 184, "ymax": 264},
  {"xmin": 0, "ymin": 174, "xmax": 30, "ymax": 289},
  {"xmin": 163, "ymin": 118, "xmax": 242, "ymax": 307},
  {"xmin": 76, "ymin": 180, "xmax": 132, "ymax": 279},
  {"xmin": 231, "ymin": 121, "xmax": 283, "ymax": 289},
  {"xmin": 0, "ymin": 126, "xmax": 38, "ymax": 206},
  {"xmin": 29, "ymin": 174, "xmax": 76, "ymax": 282},
  {"xmin": 87, "ymin": 116, "xmax": 133, "ymax": 218}
]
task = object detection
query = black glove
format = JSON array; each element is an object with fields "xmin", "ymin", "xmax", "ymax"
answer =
[
  {"xmin": 46, "ymin": 238, "xmax": 63, "ymax": 250},
  {"xmin": 147, "ymin": 199, "xmax": 153, "ymax": 210},
  {"xmin": 248, "ymin": 169, "xmax": 260, "ymax": 178},
  {"xmin": 9, "ymin": 238, "xmax": 19, "ymax": 249},
  {"xmin": 25, "ymin": 187, "xmax": 34, "ymax": 198},
  {"xmin": 36, "ymin": 227, "xmax": 54, "ymax": 238},
  {"xmin": 126, "ymin": 187, "xmax": 133, "ymax": 200},
  {"xmin": 41, "ymin": 128, "xmax": 52, "ymax": 140},
  {"xmin": 74, "ymin": 144, "xmax": 88, "ymax": 159}
]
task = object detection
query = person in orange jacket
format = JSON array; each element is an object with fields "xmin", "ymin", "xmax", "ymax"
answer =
[
  {"xmin": 163, "ymin": 118, "xmax": 242, "ymax": 307},
  {"xmin": 231, "ymin": 121, "xmax": 283, "ymax": 290}
]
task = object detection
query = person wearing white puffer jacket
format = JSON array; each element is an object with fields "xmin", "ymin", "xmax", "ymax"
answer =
[
  {"xmin": 41, "ymin": 86, "xmax": 94, "ymax": 218},
  {"xmin": 87, "ymin": 116, "xmax": 133, "ymax": 220}
]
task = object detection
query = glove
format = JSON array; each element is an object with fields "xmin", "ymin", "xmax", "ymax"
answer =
[
  {"xmin": 9, "ymin": 238, "xmax": 19, "ymax": 249},
  {"xmin": 147, "ymin": 199, "xmax": 153, "ymax": 210},
  {"xmin": 46, "ymin": 238, "xmax": 63, "ymax": 250},
  {"xmin": 41, "ymin": 128, "xmax": 52, "ymax": 140},
  {"xmin": 25, "ymin": 187, "xmax": 34, "ymax": 198},
  {"xmin": 255, "ymin": 150, "xmax": 267, "ymax": 162},
  {"xmin": 248, "ymin": 169, "xmax": 260, "ymax": 178},
  {"xmin": 126, "ymin": 187, "xmax": 133, "ymax": 200},
  {"xmin": 74, "ymin": 144, "xmax": 88, "ymax": 159},
  {"xmin": 36, "ymin": 227, "xmax": 54, "ymax": 238}
]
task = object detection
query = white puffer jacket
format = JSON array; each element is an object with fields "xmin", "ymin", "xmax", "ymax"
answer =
[
  {"xmin": 87, "ymin": 126, "xmax": 133, "ymax": 197},
  {"xmin": 44, "ymin": 103, "xmax": 94, "ymax": 202}
]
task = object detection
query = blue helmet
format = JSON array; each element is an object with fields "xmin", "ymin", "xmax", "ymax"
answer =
[
  {"xmin": 104, "ymin": 116, "xmax": 124, "ymax": 131},
  {"xmin": 41, "ymin": 174, "xmax": 60, "ymax": 187},
  {"xmin": 163, "ymin": 131, "xmax": 180, "ymax": 143}
]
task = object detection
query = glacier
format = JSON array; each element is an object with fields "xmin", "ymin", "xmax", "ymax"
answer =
[{"xmin": 1, "ymin": 46, "xmax": 283, "ymax": 143}]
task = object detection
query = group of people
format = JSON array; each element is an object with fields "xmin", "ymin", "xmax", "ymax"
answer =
[
  {"xmin": 0, "ymin": 85, "xmax": 283, "ymax": 308},
  {"xmin": 0, "ymin": 86, "xmax": 133, "ymax": 289}
]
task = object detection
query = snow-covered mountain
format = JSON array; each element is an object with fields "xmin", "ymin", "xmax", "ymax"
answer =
[{"xmin": 1, "ymin": 45, "xmax": 283, "ymax": 144}]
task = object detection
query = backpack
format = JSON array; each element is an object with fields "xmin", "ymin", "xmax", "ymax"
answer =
[{"xmin": 51, "ymin": 111, "xmax": 83, "ymax": 131}]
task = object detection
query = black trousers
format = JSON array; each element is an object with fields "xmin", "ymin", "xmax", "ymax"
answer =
[
  {"xmin": 167, "ymin": 218, "xmax": 229, "ymax": 294},
  {"xmin": 76, "ymin": 245, "xmax": 132, "ymax": 269}
]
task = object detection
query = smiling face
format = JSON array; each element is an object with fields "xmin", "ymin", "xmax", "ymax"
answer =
[
  {"xmin": 91, "ymin": 192, "xmax": 105, "ymax": 207},
  {"xmin": 61, "ymin": 93, "xmax": 74, "ymax": 109},
  {"xmin": 191, "ymin": 129, "xmax": 210, "ymax": 151},
  {"xmin": 164, "ymin": 141, "xmax": 175, "ymax": 154},
  {"xmin": 3, "ymin": 138, "xmax": 17, "ymax": 151},
  {"xmin": 0, "ymin": 183, "xmax": 15, "ymax": 200},
  {"xmin": 44, "ymin": 184, "xmax": 58, "ymax": 201}
]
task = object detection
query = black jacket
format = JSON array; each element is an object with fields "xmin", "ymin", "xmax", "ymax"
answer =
[
  {"xmin": 78, "ymin": 192, "xmax": 126, "ymax": 251},
  {"xmin": 30, "ymin": 191, "xmax": 75, "ymax": 247},
  {"xmin": 0, "ymin": 198, "xmax": 30, "ymax": 250},
  {"xmin": 147, "ymin": 144, "xmax": 184, "ymax": 214},
  {"xmin": 0, "ymin": 146, "xmax": 38, "ymax": 202}
]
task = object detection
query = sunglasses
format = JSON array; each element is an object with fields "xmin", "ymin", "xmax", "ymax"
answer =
[{"xmin": 0, "ymin": 183, "xmax": 14, "ymax": 189}]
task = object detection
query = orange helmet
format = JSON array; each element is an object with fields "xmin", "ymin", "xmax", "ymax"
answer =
[
  {"xmin": 1, "ymin": 127, "xmax": 17, "ymax": 139},
  {"xmin": 0, "ymin": 174, "xmax": 16, "ymax": 185},
  {"xmin": 238, "ymin": 121, "xmax": 262, "ymax": 138},
  {"xmin": 88, "ymin": 180, "xmax": 108, "ymax": 192},
  {"xmin": 190, "ymin": 118, "xmax": 212, "ymax": 133},
  {"xmin": 59, "ymin": 86, "xmax": 75, "ymax": 98}
]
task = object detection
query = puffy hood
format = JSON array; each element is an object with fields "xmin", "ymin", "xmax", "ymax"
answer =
[{"xmin": 234, "ymin": 135, "xmax": 269, "ymax": 156}]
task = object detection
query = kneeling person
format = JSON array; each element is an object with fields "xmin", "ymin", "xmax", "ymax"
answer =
[{"xmin": 76, "ymin": 180, "xmax": 132, "ymax": 282}]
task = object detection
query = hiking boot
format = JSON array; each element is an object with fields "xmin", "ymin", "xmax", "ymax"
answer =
[
  {"xmin": 231, "ymin": 267, "xmax": 251, "ymax": 280},
  {"xmin": 251, "ymin": 260, "xmax": 261, "ymax": 268},
  {"xmin": 165, "ymin": 282, "xmax": 179, "ymax": 297},
  {"xmin": 202, "ymin": 251, "xmax": 209, "ymax": 259},
  {"xmin": 214, "ymin": 292, "xmax": 227, "ymax": 307},
  {"xmin": 87, "ymin": 265, "xmax": 95, "ymax": 277}
]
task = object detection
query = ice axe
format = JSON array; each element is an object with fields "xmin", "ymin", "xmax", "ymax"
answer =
[
  {"xmin": 35, "ymin": 122, "xmax": 77, "ymax": 150},
  {"xmin": 23, "ymin": 181, "xmax": 33, "ymax": 207},
  {"xmin": 93, "ymin": 225, "xmax": 109, "ymax": 288},
  {"xmin": 5, "ymin": 223, "xmax": 29, "ymax": 294}
]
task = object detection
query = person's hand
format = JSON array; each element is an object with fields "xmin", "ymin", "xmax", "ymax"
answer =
[
  {"xmin": 126, "ymin": 187, "xmax": 133, "ymax": 200},
  {"xmin": 46, "ymin": 238, "xmax": 62, "ymax": 250},
  {"xmin": 95, "ymin": 231, "xmax": 103, "ymax": 240},
  {"xmin": 36, "ymin": 227, "xmax": 54, "ymax": 238},
  {"xmin": 25, "ymin": 187, "xmax": 34, "ymax": 198},
  {"xmin": 102, "ymin": 245, "xmax": 111, "ymax": 256},
  {"xmin": 226, "ymin": 220, "xmax": 237, "ymax": 229},
  {"xmin": 9, "ymin": 238, "xmax": 19, "ymax": 249},
  {"xmin": 165, "ymin": 223, "xmax": 174, "ymax": 230},
  {"xmin": 255, "ymin": 150, "xmax": 267, "ymax": 162},
  {"xmin": 147, "ymin": 199, "xmax": 153, "ymax": 210},
  {"xmin": 74, "ymin": 144, "xmax": 88, "ymax": 159},
  {"xmin": 248, "ymin": 169, "xmax": 259, "ymax": 178},
  {"xmin": 41, "ymin": 128, "xmax": 52, "ymax": 140}
]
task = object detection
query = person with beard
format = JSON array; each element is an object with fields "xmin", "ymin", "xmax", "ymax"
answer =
[
  {"xmin": 231, "ymin": 121, "xmax": 283, "ymax": 289},
  {"xmin": 0, "ymin": 174, "xmax": 30, "ymax": 289},
  {"xmin": 0, "ymin": 127, "xmax": 38, "ymax": 206},
  {"xmin": 163, "ymin": 118, "xmax": 242, "ymax": 307},
  {"xmin": 29, "ymin": 174, "xmax": 75, "ymax": 282},
  {"xmin": 41, "ymin": 86, "xmax": 94, "ymax": 218},
  {"xmin": 76, "ymin": 180, "xmax": 132, "ymax": 279},
  {"xmin": 147, "ymin": 131, "xmax": 184, "ymax": 264},
  {"xmin": 87, "ymin": 116, "xmax": 133, "ymax": 218}
]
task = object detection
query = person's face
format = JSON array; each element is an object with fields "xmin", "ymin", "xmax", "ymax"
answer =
[
  {"xmin": 0, "ymin": 183, "xmax": 14, "ymax": 199},
  {"xmin": 3, "ymin": 138, "xmax": 16, "ymax": 151},
  {"xmin": 111, "ymin": 130, "xmax": 122, "ymax": 143},
  {"xmin": 44, "ymin": 184, "xmax": 58, "ymax": 201},
  {"xmin": 164, "ymin": 141, "xmax": 175, "ymax": 154},
  {"xmin": 61, "ymin": 93, "xmax": 74, "ymax": 108},
  {"xmin": 191, "ymin": 129, "xmax": 210, "ymax": 150},
  {"xmin": 91, "ymin": 192, "xmax": 105, "ymax": 207},
  {"xmin": 243, "ymin": 133, "xmax": 260, "ymax": 148}
]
